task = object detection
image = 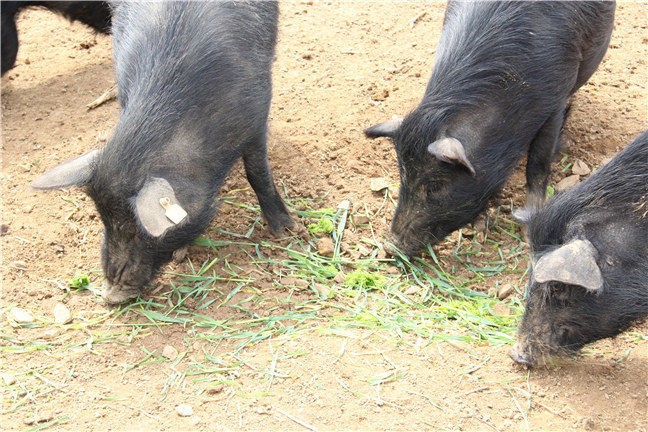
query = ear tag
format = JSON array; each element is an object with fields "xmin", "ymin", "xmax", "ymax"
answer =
[{"xmin": 159, "ymin": 197, "xmax": 187, "ymax": 224}]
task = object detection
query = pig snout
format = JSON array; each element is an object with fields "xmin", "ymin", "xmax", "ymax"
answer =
[
  {"xmin": 101, "ymin": 280, "xmax": 142, "ymax": 305},
  {"xmin": 509, "ymin": 342, "xmax": 537, "ymax": 366}
]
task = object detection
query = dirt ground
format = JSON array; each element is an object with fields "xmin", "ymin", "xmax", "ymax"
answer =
[{"xmin": 1, "ymin": 2, "xmax": 647, "ymax": 431}]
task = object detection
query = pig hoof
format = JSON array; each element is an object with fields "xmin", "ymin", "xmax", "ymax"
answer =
[
  {"xmin": 172, "ymin": 246, "xmax": 189, "ymax": 263},
  {"xmin": 267, "ymin": 213, "xmax": 295, "ymax": 236},
  {"xmin": 102, "ymin": 282, "xmax": 141, "ymax": 305}
]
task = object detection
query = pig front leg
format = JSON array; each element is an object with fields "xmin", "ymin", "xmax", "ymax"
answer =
[
  {"xmin": 525, "ymin": 105, "xmax": 568, "ymax": 209},
  {"xmin": 243, "ymin": 133, "xmax": 294, "ymax": 235}
]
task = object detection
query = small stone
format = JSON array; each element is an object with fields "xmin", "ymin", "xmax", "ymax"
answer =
[
  {"xmin": 386, "ymin": 266, "xmax": 400, "ymax": 275},
  {"xmin": 572, "ymin": 159, "xmax": 591, "ymax": 176},
  {"xmin": 206, "ymin": 384, "xmax": 224, "ymax": 395},
  {"xmin": 162, "ymin": 345, "xmax": 179, "ymax": 360},
  {"xmin": 555, "ymin": 175, "xmax": 581, "ymax": 192},
  {"xmin": 53, "ymin": 303, "xmax": 72, "ymax": 325},
  {"xmin": 497, "ymin": 284, "xmax": 515, "ymax": 300},
  {"xmin": 190, "ymin": 416, "xmax": 203, "ymax": 426},
  {"xmin": 8, "ymin": 307, "xmax": 35, "ymax": 324},
  {"xmin": 376, "ymin": 248, "xmax": 388, "ymax": 260},
  {"xmin": 314, "ymin": 283, "xmax": 331, "ymax": 298},
  {"xmin": 317, "ymin": 238, "xmax": 334, "ymax": 257},
  {"xmin": 1, "ymin": 373, "xmax": 16, "ymax": 386},
  {"xmin": 23, "ymin": 205, "xmax": 34, "ymax": 214},
  {"xmin": 333, "ymin": 271, "xmax": 346, "ymax": 284},
  {"xmin": 370, "ymin": 177, "xmax": 391, "ymax": 192},
  {"xmin": 40, "ymin": 328, "xmax": 60, "ymax": 340},
  {"xmin": 357, "ymin": 245, "xmax": 371, "ymax": 256},
  {"xmin": 176, "ymin": 404, "xmax": 193, "ymax": 417},
  {"xmin": 281, "ymin": 277, "xmax": 309, "ymax": 289},
  {"xmin": 492, "ymin": 302, "xmax": 512, "ymax": 316},
  {"xmin": 13, "ymin": 260, "xmax": 28, "ymax": 269},
  {"xmin": 404, "ymin": 286, "xmax": 418, "ymax": 295},
  {"xmin": 353, "ymin": 214, "xmax": 370, "ymax": 225}
]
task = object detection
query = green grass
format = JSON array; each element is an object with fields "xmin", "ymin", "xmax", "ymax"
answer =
[
  {"xmin": 307, "ymin": 216, "xmax": 335, "ymax": 235},
  {"xmin": 1, "ymin": 189, "xmax": 530, "ymax": 425}
]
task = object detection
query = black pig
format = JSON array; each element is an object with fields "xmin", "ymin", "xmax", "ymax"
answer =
[
  {"xmin": 31, "ymin": 1, "xmax": 293, "ymax": 304},
  {"xmin": 365, "ymin": 1, "xmax": 615, "ymax": 256},
  {"xmin": 1, "ymin": 1, "xmax": 111, "ymax": 75},
  {"xmin": 511, "ymin": 129, "xmax": 648, "ymax": 366}
]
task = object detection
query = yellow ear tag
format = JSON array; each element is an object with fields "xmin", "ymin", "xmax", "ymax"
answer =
[{"xmin": 159, "ymin": 197, "xmax": 188, "ymax": 224}]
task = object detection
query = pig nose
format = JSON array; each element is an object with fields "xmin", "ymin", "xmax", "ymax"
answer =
[
  {"xmin": 509, "ymin": 343, "xmax": 536, "ymax": 366},
  {"xmin": 101, "ymin": 280, "xmax": 141, "ymax": 305}
]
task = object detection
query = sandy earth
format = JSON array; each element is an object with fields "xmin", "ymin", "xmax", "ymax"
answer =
[{"xmin": 1, "ymin": 2, "xmax": 647, "ymax": 431}]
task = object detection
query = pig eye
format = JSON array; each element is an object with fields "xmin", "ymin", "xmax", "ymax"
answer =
[
  {"xmin": 426, "ymin": 181, "xmax": 443, "ymax": 201},
  {"xmin": 548, "ymin": 282, "xmax": 571, "ymax": 302}
]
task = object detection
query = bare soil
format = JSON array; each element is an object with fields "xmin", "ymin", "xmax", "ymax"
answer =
[{"xmin": 1, "ymin": 2, "xmax": 647, "ymax": 431}]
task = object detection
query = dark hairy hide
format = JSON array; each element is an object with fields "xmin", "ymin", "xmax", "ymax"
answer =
[{"xmin": 516, "ymin": 130, "xmax": 648, "ymax": 363}]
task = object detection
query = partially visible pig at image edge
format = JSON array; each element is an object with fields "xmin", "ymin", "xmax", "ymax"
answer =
[
  {"xmin": 31, "ymin": 1, "xmax": 293, "ymax": 304},
  {"xmin": 365, "ymin": 1, "xmax": 616, "ymax": 256},
  {"xmin": 511, "ymin": 129, "xmax": 648, "ymax": 366}
]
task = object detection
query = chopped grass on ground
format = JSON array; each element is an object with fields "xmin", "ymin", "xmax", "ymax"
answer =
[{"xmin": 1, "ymin": 192, "xmax": 532, "ymax": 417}]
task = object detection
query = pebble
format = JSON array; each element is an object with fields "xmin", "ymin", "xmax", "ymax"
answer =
[
  {"xmin": 555, "ymin": 175, "xmax": 581, "ymax": 192},
  {"xmin": 497, "ymin": 284, "xmax": 515, "ymax": 300},
  {"xmin": 314, "ymin": 283, "xmax": 331, "ymax": 298},
  {"xmin": 386, "ymin": 266, "xmax": 400, "ymax": 275},
  {"xmin": 281, "ymin": 277, "xmax": 309, "ymax": 289},
  {"xmin": 492, "ymin": 302, "xmax": 513, "ymax": 316},
  {"xmin": 370, "ymin": 177, "xmax": 391, "ymax": 192},
  {"xmin": 404, "ymin": 286, "xmax": 419, "ymax": 295},
  {"xmin": 162, "ymin": 345, "xmax": 179, "ymax": 360},
  {"xmin": 357, "ymin": 244, "xmax": 371, "ymax": 256},
  {"xmin": 1, "ymin": 373, "xmax": 16, "ymax": 386},
  {"xmin": 176, "ymin": 404, "xmax": 193, "ymax": 417},
  {"xmin": 206, "ymin": 384, "xmax": 224, "ymax": 395},
  {"xmin": 333, "ymin": 271, "xmax": 346, "ymax": 284},
  {"xmin": 40, "ymin": 328, "xmax": 60, "ymax": 340},
  {"xmin": 9, "ymin": 307, "xmax": 35, "ymax": 324},
  {"xmin": 572, "ymin": 159, "xmax": 591, "ymax": 176},
  {"xmin": 353, "ymin": 214, "xmax": 370, "ymax": 225},
  {"xmin": 53, "ymin": 302, "xmax": 72, "ymax": 325},
  {"xmin": 317, "ymin": 237, "xmax": 334, "ymax": 257}
]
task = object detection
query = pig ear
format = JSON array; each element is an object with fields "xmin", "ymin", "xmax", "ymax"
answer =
[
  {"xmin": 533, "ymin": 239, "xmax": 604, "ymax": 293},
  {"xmin": 30, "ymin": 149, "xmax": 102, "ymax": 189},
  {"xmin": 364, "ymin": 117, "xmax": 403, "ymax": 139},
  {"xmin": 134, "ymin": 177, "xmax": 188, "ymax": 238},
  {"xmin": 427, "ymin": 138, "xmax": 476, "ymax": 176}
]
